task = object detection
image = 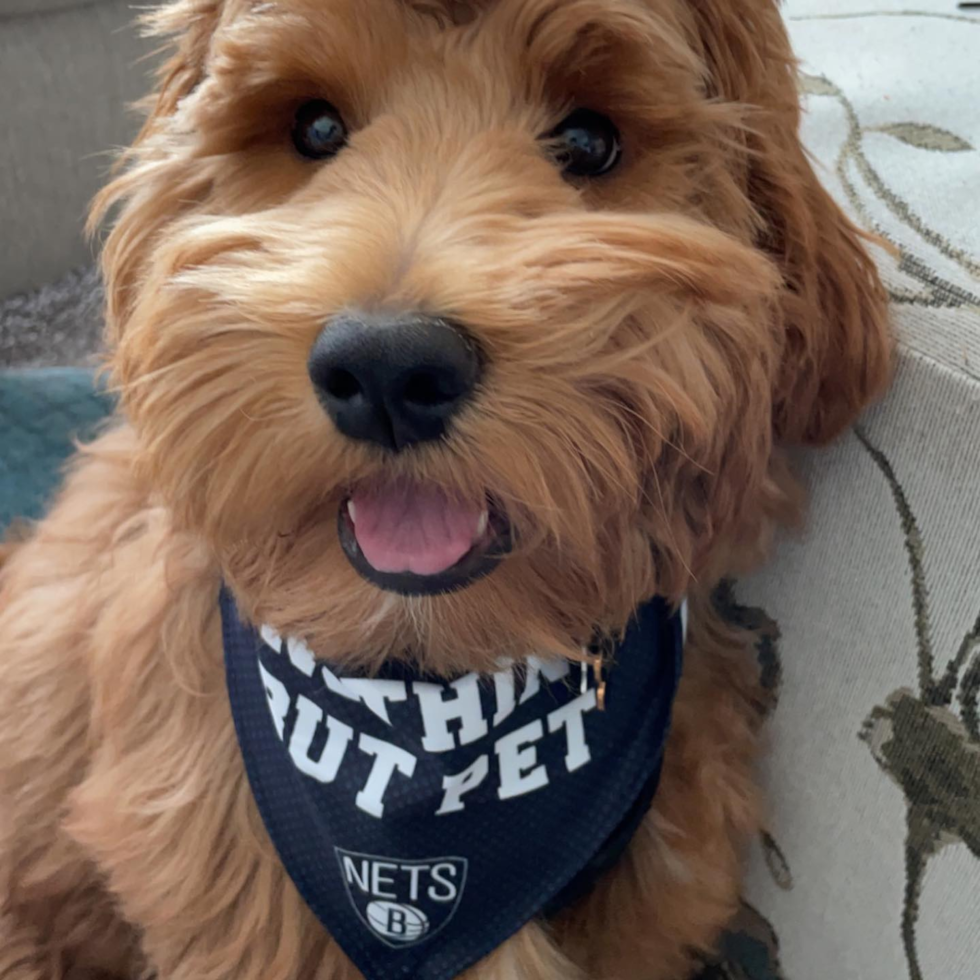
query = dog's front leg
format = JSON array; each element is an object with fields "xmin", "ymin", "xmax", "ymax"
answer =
[{"xmin": 0, "ymin": 435, "xmax": 155, "ymax": 979}]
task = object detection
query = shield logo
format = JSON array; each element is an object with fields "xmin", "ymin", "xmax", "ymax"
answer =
[{"xmin": 335, "ymin": 848, "xmax": 468, "ymax": 948}]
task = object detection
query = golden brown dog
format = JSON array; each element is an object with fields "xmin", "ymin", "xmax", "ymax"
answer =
[{"xmin": 0, "ymin": 1, "xmax": 891, "ymax": 978}]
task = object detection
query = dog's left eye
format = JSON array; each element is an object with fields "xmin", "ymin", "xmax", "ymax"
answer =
[
  {"xmin": 546, "ymin": 109, "xmax": 622, "ymax": 177},
  {"xmin": 292, "ymin": 100, "xmax": 348, "ymax": 160}
]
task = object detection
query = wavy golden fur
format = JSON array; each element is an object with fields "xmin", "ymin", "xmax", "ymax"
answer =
[{"xmin": 0, "ymin": 1, "xmax": 890, "ymax": 978}]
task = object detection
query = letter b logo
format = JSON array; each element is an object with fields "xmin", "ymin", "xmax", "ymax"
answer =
[
  {"xmin": 336, "ymin": 849, "xmax": 467, "ymax": 948},
  {"xmin": 365, "ymin": 901, "xmax": 429, "ymax": 942}
]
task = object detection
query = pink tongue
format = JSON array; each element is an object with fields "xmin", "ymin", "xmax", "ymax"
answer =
[{"xmin": 350, "ymin": 482, "xmax": 483, "ymax": 576}]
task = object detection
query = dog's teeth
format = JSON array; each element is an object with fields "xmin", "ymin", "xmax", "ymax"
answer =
[
  {"xmin": 475, "ymin": 510, "xmax": 488, "ymax": 538},
  {"xmin": 347, "ymin": 500, "xmax": 357, "ymax": 523}
]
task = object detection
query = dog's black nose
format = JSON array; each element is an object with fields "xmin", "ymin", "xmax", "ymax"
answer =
[{"xmin": 308, "ymin": 312, "xmax": 481, "ymax": 452}]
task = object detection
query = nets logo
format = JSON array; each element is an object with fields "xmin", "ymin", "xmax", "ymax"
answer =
[{"xmin": 335, "ymin": 848, "xmax": 468, "ymax": 948}]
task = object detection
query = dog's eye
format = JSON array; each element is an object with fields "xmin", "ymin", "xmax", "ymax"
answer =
[
  {"xmin": 292, "ymin": 100, "xmax": 348, "ymax": 160},
  {"xmin": 546, "ymin": 109, "xmax": 621, "ymax": 177}
]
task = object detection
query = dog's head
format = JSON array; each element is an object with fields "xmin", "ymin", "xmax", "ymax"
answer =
[{"xmin": 94, "ymin": 0, "xmax": 890, "ymax": 671}]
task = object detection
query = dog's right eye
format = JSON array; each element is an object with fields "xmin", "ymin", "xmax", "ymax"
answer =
[
  {"xmin": 292, "ymin": 100, "xmax": 348, "ymax": 160},
  {"xmin": 545, "ymin": 108, "xmax": 622, "ymax": 178}
]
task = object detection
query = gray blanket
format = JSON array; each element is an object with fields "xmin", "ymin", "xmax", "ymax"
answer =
[{"xmin": 0, "ymin": 264, "xmax": 103, "ymax": 369}]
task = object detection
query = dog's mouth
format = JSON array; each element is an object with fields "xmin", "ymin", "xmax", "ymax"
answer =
[{"xmin": 338, "ymin": 480, "xmax": 512, "ymax": 596}]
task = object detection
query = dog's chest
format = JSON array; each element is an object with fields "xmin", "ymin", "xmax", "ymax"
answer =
[{"xmin": 221, "ymin": 591, "xmax": 683, "ymax": 980}]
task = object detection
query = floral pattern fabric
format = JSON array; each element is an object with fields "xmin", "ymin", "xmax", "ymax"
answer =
[{"xmin": 705, "ymin": 3, "xmax": 980, "ymax": 978}]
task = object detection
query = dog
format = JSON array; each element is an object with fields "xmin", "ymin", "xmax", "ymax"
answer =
[{"xmin": 0, "ymin": 1, "xmax": 892, "ymax": 978}]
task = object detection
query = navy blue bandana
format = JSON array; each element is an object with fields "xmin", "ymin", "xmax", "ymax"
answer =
[{"xmin": 222, "ymin": 591, "xmax": 684, "ymax": 980}]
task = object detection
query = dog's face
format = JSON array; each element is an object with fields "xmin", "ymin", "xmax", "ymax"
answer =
[{"xmin": 96, "ymin": 0, "xmax": 890, "ymax": 671}]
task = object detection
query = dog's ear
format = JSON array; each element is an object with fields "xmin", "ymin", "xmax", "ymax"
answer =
[
  {"xmin": 90, "ymin": 1, "xmax": 229, "ymax": 345},
  {"xmin": 139, "ymin": 0, "xmax": 226, "ymax": 124},
  {"xmin": 687, "ymin": 0, "xmax": 892, "ymax": 444}
]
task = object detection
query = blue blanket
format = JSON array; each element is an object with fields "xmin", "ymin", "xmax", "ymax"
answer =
[{"xmin": 0, "ymin": 368, "xmax": 114, "ymax": 529}]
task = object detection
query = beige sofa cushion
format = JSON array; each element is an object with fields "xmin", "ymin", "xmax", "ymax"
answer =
[{"xmin": 739, "ymin": 2, "xmax": 980, "ymax": 978}]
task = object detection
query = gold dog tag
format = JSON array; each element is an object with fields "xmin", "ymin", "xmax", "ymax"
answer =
[{"xmin": 587, "ymin": 653, "xmax": 607, "ymax": 711}]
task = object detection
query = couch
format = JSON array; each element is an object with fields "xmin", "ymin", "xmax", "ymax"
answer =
[{"xmin": 1, "ymin": 1, "xmax": 978, "ymax": 978}]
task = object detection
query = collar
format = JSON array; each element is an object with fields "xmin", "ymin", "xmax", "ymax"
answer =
[{"xmin": 222, "ymin": 590, "xmax": 684, "ymax": 980}]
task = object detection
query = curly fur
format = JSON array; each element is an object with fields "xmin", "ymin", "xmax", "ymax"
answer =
[{"xmin": 0, "ymin": 1, "xmax": 891, "ymax": 978}]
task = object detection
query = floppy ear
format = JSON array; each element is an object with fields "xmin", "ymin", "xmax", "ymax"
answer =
[
  {"xmin": 137, "ymin": 0, "xmax": 227, "ymax": 126},
  {"xmin": 89, "ymin": 1, "xmax": 229, "ymax": 343},
  {"xmin": 687, "ymin": 0, "xmax": 892, "ymax": 444}
]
